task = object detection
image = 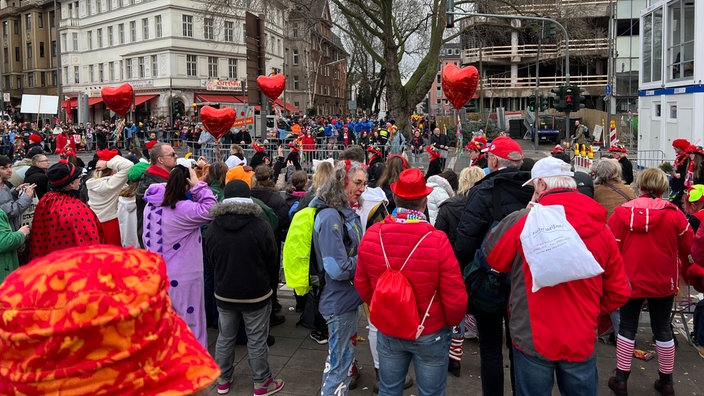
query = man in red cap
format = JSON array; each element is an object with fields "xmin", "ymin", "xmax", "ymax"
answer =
[
  {"xmin": 355, "ymin": 168, "xmax": 467, "ymax": 395},
  {"xmin": 454, "ymin": 135, "xmax": 534, "ymax": 394}
]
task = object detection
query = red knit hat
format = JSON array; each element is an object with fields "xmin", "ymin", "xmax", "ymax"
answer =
[
  {"xmin": 145, "ymin": 140, "xmax": 158, "ymax": 150},
  {"xmin": 29, "ymin": 133, "xmax": 42, "ymax": 144},
  {"xmin": 0, "ymin": 246, "xmax": 220, "ymax": 395},
  {"xmin": 96, "ymin": 148, "xmax": 118, "ymax": 161},
  {"xmin": 367, "ymin": 145, "xmax": 382, "ymax": 156},
  {"xmin": 391, "ymin": 168, "xmax": 433, "ymax": 200},
  {"xmin": 672, "ymin": 138, "xmax": 691, "ymax": 151}
]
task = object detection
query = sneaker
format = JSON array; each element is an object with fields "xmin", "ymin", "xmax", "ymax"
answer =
[
  {"xmin": 253, "ymin": 376, "xmax": 284, "ymax": 396},
  {"xmin": 216, "ymin": 379, "xmax": 233, "ymax": 394},
  {"xmin": 310, "ymin": 330, "xmax": 328, "ymax": 345},
  {"xmin": 698, "ymin": 345, "xmax": 704, "ymax": 359}
]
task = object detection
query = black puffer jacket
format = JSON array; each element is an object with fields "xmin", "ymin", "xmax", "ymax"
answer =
[
  {"xmin": 435, "ymin": 193, "xmax": 468, "ymax": 249},
  {"xmin": 23, "ymin": 166, "xmax": 49, "ymax": 199},
  {"xmin": 252, "ymin": 187, "xmax": 290, "ymax": 241},
  {"xmin": 454, "ymin": 168, "xmax": 533, "ymax": 269},
  {"xmin": 205, "ymin": 199, "xmax": 278, "ymax": 310}
]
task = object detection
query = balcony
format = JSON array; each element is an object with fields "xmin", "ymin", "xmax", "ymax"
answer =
[
  {"xmin": 462, "ymin": 38, "xmax": 608, "ymax": 65},
  {"xmin": 478, "ymin": 74, "xmax": 607, "ymax": 98},
  {"xmin": 495, "ymin": 0, "xmax": 610, "ymax": 19},
  {"xmin": 60, "ymin": 19, "xmax": 80, "ymax": 29}
]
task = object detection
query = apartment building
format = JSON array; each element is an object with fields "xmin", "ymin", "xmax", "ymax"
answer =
[
  {"xmin": 57, "ymin": 0, "xmax": 286, "ymax": 123},
  {"xmin": 0, "ymin": 0, "xmax": 59, "ymax": 114},
  {"xmin": 638, "ymin": 0, "xmax": 700, "ymax": 158},
  {"xmin": 286, "ymin": 0, "xmax": 347, "ymax": 116},
  {"xmin": 459, "ymin": 0, "xmax": 640, "ymax": 128},
  {"xmin": 429, "ymin": 42, "xmax": 462, "ymax": 116}
]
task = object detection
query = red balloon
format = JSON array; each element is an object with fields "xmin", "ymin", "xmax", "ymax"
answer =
[
  {"xmin": 101, "ymin": 83, "xmax": 134, "ymax": 117},
  {"xmin": 257, "ymin": 74, "xmax": 286, "ymax": 102},
  {"xmin": 441, "ymin": 64, "xmax": 479, "ymax": 110},
  {"xmin": 200, "ymin": 106, "xmax": 237, "ymax": 140}
]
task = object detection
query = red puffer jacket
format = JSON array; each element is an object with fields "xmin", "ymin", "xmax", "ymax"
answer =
[
  {"xmin": 608, "ymin": 196, "xmax": 693, "ymax": 298},
  {"xmin": 355, "ymin": 217, "xmax": 468, "ymax": 336}
]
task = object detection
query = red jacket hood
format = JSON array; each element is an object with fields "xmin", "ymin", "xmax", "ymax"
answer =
[
  {"xmin": 537, "ymin": 189, "xmax": 607, "ymax": 239},
  {"xmin": 614, "ymin": 196, "xmax": 678, "ymax": 233}
]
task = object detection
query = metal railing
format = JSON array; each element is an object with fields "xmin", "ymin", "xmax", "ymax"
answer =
[{"xmin": 462, "ymin": 38, "xmax": 608, "ymax": 65}]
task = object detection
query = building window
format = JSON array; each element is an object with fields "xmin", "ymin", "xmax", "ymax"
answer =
[
  {"xmin": 26, "ymin": 43, "xmax": 32, "ymax": 59},
  {"xmin": 204, "ymin": 18, "xmax": 213, "ymax": 40},
  {"xmin": 228, "ymin": 58, "xmax": 237, "ymax": 78},
  {"xmin": 142, "ymin": 18, "xmax": 149, "ymax": 40},
  {"xmin": 292, "ymin": 25, "xmax": 298, "ymax": 38},
  {"xmin": 108, "ymin": 26, "xmax": 113, "ymax": 46},
  {"xmin": 16, "ymin": 76, "xmax": 22, "ymax": 89},
  {"xmin": 119, "ymin": 60, "xmax": 123, "ymax": 80},
  {"xmin": 99, "ymin": 63, "xmax": 104, "ymax": 82},
  {"xmin": 39, "ymin": 42, "xmax": 44, "ymax": 57},
  {"xmin": 654, "ymin": 103, "xmax": 661, "ymax": 118},
  {"xmin": 87, "ymin": 31, "xmax": 93, "ymax": 50},
  {"xmin": 130, "ymin": 21, "xmax": 136, "ymax": 42},
  {"xmin": 3, "ymin": 48, "xmax": 7, "ymax": 64},
  {"xmin": 74, "ymin": 66, "xmax": 79, "ymax": 83},
  {"xmin": 642, "ymin": 8, "xmax": 663, "ymax": 83},
  {"xmin": 72, "ymin": 32, "xmax": 78, "ymax": 50},
  {"xmin": 118, "ymin": 24, "xmax": 125, "ymax": 44},
  {"xmin": 50, "ymin": 11, "xmax": 54, "ymax": 27},
  {"xmin": 41, "ymin": 72, "xmax": 46, "ymax": 86},
  {"xmin": 97, "ymin": 28, "xmax": 103, "ymax": 48},
  {"xmin": 51, "ymin": 40, "xmax": 56, "ymax": 57},
  {"xmin": 293, "ymin": 76, "xmax": 299, "ymax": 90},
  {"xmin": 62, "ymin": 67, "xmax": 67, "ymax": 85},
  {"xmin": 224, "ymin": 21, "xmax": 234, "ymax": 42},
  {"xmin": 27, "ymin": 73, "xmax": 34, "ymax": 87},
  {"xmin": 155, "ymin": 15, "xmax": 162, "ymax": 38},
  {"xmin": 152, "ymin": 55, "xmax": 158, "ymax": 77},
  {"xmin": 14, "ymin": 47, "xmax": 19, "ymax": 62},
  {"xmin": 138, "ymin": 57, "xmax": 145, "ymax": 78},
  {"xmin": 208, "ymin": 56, "xmax": 218, "ymax": 78},
  {"xmin": 86, "ymin": 0, "xmax": 92, "ymax": 15},
  {"xmin": 126, "ymin": 59, "xmax": 132, "ymax": 79},
  {"xmin": 2, "ymin": 22, "xmax": 7, "ymax": 35},
  {"xmin": 13, "ymin": 20, "xmax": 18, "ymax": 35},
  {"xmin": 109, "ymin": 61, "xmax": 115, "ymax": 81},
  {"xmin": 182, "ymin": 15, "xmax": 193, "ymax": 37},
  {"xmin": 71, "ymin": 1, "xmax": 78, "ymax": 18},
  {"xmin": 669, "ymin": 103, "xmax": 677, "ymax": 120},
  {"xmin": 187, "ymin": 54, "xmax": 196, "ymax": 76},
  {"xmin": 667, "ymin": 0, "xmax": 695, "ymax": 80},
  {"xmin": 436, "ymin": 74, "xmax": 441, "ymax": 83},
  {"xmin": 292, "ymin": 49, "xmax": 299, "ymax": 65},
  {"xmin": 38, "ymin": 13, "xmax": 43, "ymax": 28},
  {"xmin": 25, "ymin": 14, "xmax": 31, "ymax": 30},
  {"xmin": 96, "ymin": 0, "xmax": 101, "ymax": 13},
  {"xmin": 89, "ymin": 65, "xmax": 94, "ymax": 83},
  {"xmin": 52, "ymin": 71, "xmax": 56, "ymax": 86}
]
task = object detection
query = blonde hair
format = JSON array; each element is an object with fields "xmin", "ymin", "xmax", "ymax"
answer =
[
  {"xmin": 311, "ymin": 161, "xmax": 333, "ymax": 192},
  {"xmin": 636, "ymin": 168, "xmax": 669, "ymax": 196},
  {"xmin": 457, "ymin": 166, "xmax": 486, "ymax": 195}
]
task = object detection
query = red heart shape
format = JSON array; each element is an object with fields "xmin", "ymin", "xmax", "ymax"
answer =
[
  {"xmin": 101, "ymin": 84, "xmax": 134, "ymax": 116},
  {"xmin": 200, "ymin": 106, "xmax": 237, "ymax": 140},
  {"xmin": 257, "ymin": 74, "xmax": 286, "ymax": 102},
  {"xmin": 441, "ymin": 64, "xmax": 479, "ymax": 110}
]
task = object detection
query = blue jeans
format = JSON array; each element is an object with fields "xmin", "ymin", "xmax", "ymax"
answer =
[
  {"xmin": 512, "ymin": 346, "xmax": 597, "ymax": 396},
  {"xmin": 215, "ymin": 303, "xmax": 272, "ymax": 383},
  {"xmin": 321, "ymin": 310, "xmax": 358, "ymax": 396},
  {"xmin": 377, "ymin": 327, "xmax": 451, "ymax": 396}
]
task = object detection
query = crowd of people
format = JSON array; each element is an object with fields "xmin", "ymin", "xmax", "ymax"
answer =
[{"xmin": 0, "ymin": 113, "xmax": 703, "ymax": 396}]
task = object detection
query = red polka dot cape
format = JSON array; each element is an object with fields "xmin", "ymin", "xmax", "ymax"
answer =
[{"xmin": 29, "ymin": 191, "xmax": 104, "ymax": 260}]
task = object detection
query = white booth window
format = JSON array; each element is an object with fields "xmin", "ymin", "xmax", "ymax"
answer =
[{"xmin": 667, "ymin": 0, "xmax": 695, "ymax": 81}]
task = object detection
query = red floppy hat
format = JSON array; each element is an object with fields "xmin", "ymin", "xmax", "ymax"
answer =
[{"xmin": 391, "ymin": 168, "xmax": 433, "ymax": 200}]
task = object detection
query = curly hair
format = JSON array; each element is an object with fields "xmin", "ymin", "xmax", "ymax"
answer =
[{"xmin": 316, "ymin": 160, "xmax": 366, "ymax": 209}]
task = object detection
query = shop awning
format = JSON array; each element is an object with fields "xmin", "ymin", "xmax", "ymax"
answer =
[
  {"xmin": 61, "ymin": 97, "xmax": 103, "ymax": 109},
  {"xmin": 88, "ymin": 97, "xmax": 103, "ymax": 106},
  {"xmin": 134, "ymin": 94, "xmax": 158, "ymax": 107},
  {"xmin": 272, "ymin": 99, "xmax": 300, "ymax": 113},
  {"xmin": 195, "ymin": 94, "xmax": 242, "ymax": 104}
]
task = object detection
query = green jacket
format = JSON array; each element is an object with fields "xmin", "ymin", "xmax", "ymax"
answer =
[{"xmin": 0, "ymin": 210, "xmax": 27, "ymax": 283}]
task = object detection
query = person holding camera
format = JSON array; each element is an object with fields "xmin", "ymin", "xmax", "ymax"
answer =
[{"xmin": 0, "ymin": 155, "xmax": 34, "ymax": 232}]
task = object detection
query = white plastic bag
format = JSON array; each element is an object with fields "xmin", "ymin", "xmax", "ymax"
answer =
[{"xmin": 519, "ymin": 203, "xmax": 604, "ymax": 292}]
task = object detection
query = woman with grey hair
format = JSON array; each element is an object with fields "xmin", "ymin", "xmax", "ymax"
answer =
[
  {"xmin": 593, "ymin": 158, "xmax": 635, "ymax": 220},
  {"xmin": 310, "ymin": 160, "xmax": 366, "ymax": 396}
]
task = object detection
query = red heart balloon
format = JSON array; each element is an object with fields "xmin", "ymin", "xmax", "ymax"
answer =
[
  {"xmin": 200, "ymin": 106, "xmax": 237, "ymax": 140},
  {"xmin": 101, "ymin": 83, "xmax": 134, "ymax": 117},
  {"xmin": 441, "ymin": 64, "xmax": 479, "ymax": 110},
  {"xmin": 257, "ymin": 74, "xmax": 286, "ymax": 102}
]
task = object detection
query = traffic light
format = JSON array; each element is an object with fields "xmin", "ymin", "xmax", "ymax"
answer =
[
  {"xmin": 540, "ymin": 95, "xmax": 548, "ymax": 111},
  {"xmin": 552, "ymin": 86, "xmax": 566, "ymax": 112},
  {"xmin": 572, "ymin": 85, "xmax": 586, "ymax": 110},
  {"xmin": 564, "ymin": 85, "xmax": 574, "ymax": 112},
  {"xmin": 446, "ymin": 0, "xmax": 454, "ymax": 28},
  {"xmin": 528, "ymin": 95, "xmax": 536, "ymax": 112},
  {"xmin": 545, "ymin": 22, "xmax": 557, "ymax": 39}
]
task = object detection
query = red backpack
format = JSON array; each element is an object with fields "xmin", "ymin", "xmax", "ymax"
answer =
[{"xmin": 369, "ymin": 229, "xmax": 435, "ymax": 340}]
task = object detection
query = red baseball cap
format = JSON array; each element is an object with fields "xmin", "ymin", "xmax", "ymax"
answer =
[{"xmin": 485, "ymin": 136, "xmax": 523, "ymax": 161}]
